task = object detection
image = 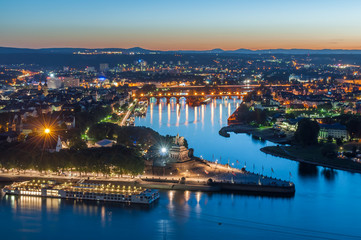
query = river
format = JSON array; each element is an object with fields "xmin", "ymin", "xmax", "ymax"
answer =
[{"xmin": 1, "ymin": 98, "xmax": 361, "ymax": 240}]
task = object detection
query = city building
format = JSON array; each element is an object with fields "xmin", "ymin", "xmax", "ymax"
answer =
[
  {"xmin": 319, "ymin": 123, "xmax": 349, "ymax": 140},
  {"xmin": 63, "ymin": 77, "xmax": 80, "ymax": 88},
  {"xmin": 47, "ymin": 77, "xmax": 62, "ymax": 89}
]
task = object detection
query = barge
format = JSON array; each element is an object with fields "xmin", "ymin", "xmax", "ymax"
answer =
[{"xmin": 2, "ymin": 180, "xmax": 159, "ymax": 204}]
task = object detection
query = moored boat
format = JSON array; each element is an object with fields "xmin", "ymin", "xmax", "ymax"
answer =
[{"xmin": 2, "ymin": 180, "xmax": 159, "ymax": 204}]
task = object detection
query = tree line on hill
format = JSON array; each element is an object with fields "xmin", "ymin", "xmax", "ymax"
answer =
[
  {"xmin": 0, "ymin": 144, "xmax": 144, "ymax": 176},
  {"xmin": 0, "ymin": 123, "xmax": 179, "ymax": 175},
  {"xmin": 88, "ymin": 123, "xmax": 181, "ymax": 149}
]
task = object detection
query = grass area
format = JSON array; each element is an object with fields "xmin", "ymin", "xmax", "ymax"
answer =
[
  {"xmin": 261, "ymin": 145, "xmax": 361, "ymax": 173},
  {"xmin": 343, "ymin": 142, "xmax": 361, "ymax": 151}
]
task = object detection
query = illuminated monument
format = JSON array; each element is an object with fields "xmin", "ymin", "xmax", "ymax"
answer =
[{"xmin": 169, "ymin": 134, "xmax": 189, "ymax": 162}]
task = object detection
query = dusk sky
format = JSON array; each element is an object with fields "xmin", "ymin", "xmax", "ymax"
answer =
[{"xmin": 1, "ymin": 0, "xmax": 361, "ymax": 50}]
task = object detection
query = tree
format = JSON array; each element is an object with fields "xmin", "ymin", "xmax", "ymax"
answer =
[
  {"xmin": 318, "ymin": 103, "xmax": 333, "ymax": 111},
  {"xmin": 336, "ymin": 138, "xmax": 343, "ymax": 146},
  {"xmin": 65, "ymin": 129, "xmax": 87, "ymax": 150},
  {"xmin": 88, "ymin": 123, "xmax": 117, "ymax": 141},
  {"xmin": 294, "ymin": 119, "xmax": 320, "ymax": 146},
  {"xmin": 232, "ymin": 104, "xmax": 268, "ymax": 125},
  {"xmin": 346, "ymin": 118, "xmax": 361, "ymax": 140}
]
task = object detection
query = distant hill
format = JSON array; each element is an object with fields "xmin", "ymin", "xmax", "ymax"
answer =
[
  {"xmin": 1, "ymin": 46, "xmax": 361, "ymax": 55},
  {"xmin": 0, "ymin": 47, "xmax": 38, "ymax": 54}
]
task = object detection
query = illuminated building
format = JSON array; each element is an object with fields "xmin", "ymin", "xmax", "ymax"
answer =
[
  {"xmin": 47, "ymin": 76, "xmax": 62, "ymax": 89},
  {"xmin": 319, "ymin": 123, "xmax": 349, "ymax": 140}
]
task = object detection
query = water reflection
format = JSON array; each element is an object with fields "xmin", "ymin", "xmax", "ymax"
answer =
[
  {"xmin": 219, "ymin": 103, "xmax": 222, "ymax": 125},
  {"xmin": 1, "ymin": 182, "xmax": 360, "ymax": 239},
  {"xmin": 8, "ymin": 195, "xmax": 60, "ymax": 213},
  {"xmin": 158, "ymin": 102, "xmax": 162, "ymax": 126},
  {"xmin": 150, "ymin": 102, "xmax": 153, "ymax": 124},
  {"xmin": 157, "ymin": 219, "xmax": 173, "ymax": 240},
  {"xmin": 168, "ymin": 103, "xmax": 171, "ymax": 125},
  {"xmin": 228, "ymin": 102, "xmax": 231, "ymax": 117},
  {"xmin": 185, "ymin": 104, "xmax": 188, "ymax": 126},
  {"xmin": 201, "ymin": 105, "xmax": 205, "ymax": 126},
  {"xmin": 195, "ymin": 192, "xmax": 202, "ymax": 216},
  {"xmin": 3, "ymin": 194, "xmax": 155, "ymax": 214},
  {"xmin": 194, "ymin": 107, "xmax": 197, "ymax": 124},
  {"xmin": 321, "ymin": 168, "xmax": 337, "ymax": 181},
  {"xmin": 298, "ymin": 163, "xmax": 318, "ymax": 178},
  {"xmin": 211, "ymin": 102, "xmax": 214, "ymax": 126}
]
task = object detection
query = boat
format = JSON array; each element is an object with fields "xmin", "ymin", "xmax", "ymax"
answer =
[{"xmin": 2, "ymin": 180, "xmax": 159, "ymax": 204}]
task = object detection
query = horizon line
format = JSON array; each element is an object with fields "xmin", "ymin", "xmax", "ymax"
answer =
[{"xmin": 2, "ymin": 46, "xmax": 361, "ymax": 52}]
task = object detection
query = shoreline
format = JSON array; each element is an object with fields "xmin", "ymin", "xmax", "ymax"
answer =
[
  {"xmin": 219, "ymin": 124, "xmax": 292, "ymax": 144},
  {"xmin": 261, "ymin": 146, "xmax": 361, "ymax": 174}
]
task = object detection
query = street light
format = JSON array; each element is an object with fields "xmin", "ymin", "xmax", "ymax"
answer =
[{"xmin": 44, "ymin": 128, "xmax": 50, "ymax": 134}]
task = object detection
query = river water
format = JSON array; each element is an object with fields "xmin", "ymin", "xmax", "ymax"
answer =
[{"xmin": 1, "ymin": 98, "xmax": 361, "ymax": 240}]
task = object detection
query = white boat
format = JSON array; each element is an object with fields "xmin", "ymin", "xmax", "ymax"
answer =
[{"xmin": 2, "ymin": 180, "xmax": 159, "ymax": 204}]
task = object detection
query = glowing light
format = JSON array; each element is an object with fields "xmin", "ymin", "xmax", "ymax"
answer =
[{"xmin": 44, "ymin": 128, "xmax": 50, "ymax": 134}]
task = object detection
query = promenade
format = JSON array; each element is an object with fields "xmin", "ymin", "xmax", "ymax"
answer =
[{"xmin": 0, "ymin": 159, "xmax": 295, "ymax": 196}]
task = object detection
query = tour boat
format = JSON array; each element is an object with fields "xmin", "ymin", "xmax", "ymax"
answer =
[{"xmin": 2, "ymin": 180, "xmax": 159, "ymax": 204}]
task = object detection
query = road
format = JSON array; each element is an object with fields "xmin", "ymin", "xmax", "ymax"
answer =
[{"xmin": 120, "ymin": 101, "xmax": 135, "ymax": 126}]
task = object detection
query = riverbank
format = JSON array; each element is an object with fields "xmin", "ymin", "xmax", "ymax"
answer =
[
  {"xmin": 219, "ymin": 124, "xmax": 293, "ymax": 144},
  {"xmin": 261, "ymin": 145, "xmax": 361, "ymax": 174}
]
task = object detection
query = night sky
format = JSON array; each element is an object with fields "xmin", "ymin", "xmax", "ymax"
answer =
[{"xmin": 1, "ymin": 0, "xmax": 361, "ymax": 50}]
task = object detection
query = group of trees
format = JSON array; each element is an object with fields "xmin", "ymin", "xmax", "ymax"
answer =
[
  {"xmin": 0, "ymin": 124, "xmax": 181, "ymax": 176},
  {"xmin": 64, "ymin": 129, "xmax": 88, "ymax": 150},
  {"xmin": 346, "ymin": 118, "xmax": 361, "ymax": 140},
  {"xmin": 76, "ymin": 105, "xmax": 112, "ymax": 132},
  {"xmin": 0, "ymin": 143, "xmax": 144, "ymax": 176},
  {"xmin": 88, "ymin": 124, "xmax": 177, "ymax": 149},
  {"xmin": 294, "ymin": 118, "xmax": 320, "ymax": 146},
  {"xmin": 233, "ymin": 104, "xmax": 268, "ymax": 125}
]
